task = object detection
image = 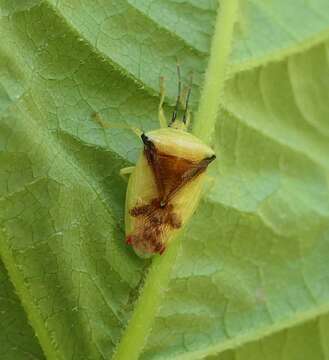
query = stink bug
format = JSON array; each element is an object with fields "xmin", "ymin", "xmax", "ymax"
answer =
[{"xmin": 120, "ymin": 66, "xmax": 216, "ymax": 258}]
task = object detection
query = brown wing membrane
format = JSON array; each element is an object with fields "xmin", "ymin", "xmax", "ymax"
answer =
[
  {"xmin": 141, "ymin": 134, "xmax": 165, "ymax": 199},
  {"xmin": 128, "ymin": 198, "xmax": 182, "ymax": 255},
  {"xmin": 141, "ymin": 134, "xmax": 215, "ymax": 205}
]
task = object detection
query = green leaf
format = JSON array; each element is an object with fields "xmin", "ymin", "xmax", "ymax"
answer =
[
  {"xmin": 231, "ymin": 0, "xmax": 329, "ymax": 72},
  {"xmin": 1, "ymin": 1, "xmax": 329, "ymax": 360},
  {"xmin": 205, "ymin": 313, "xmax": 329, "ymax": 360},
  {"xmin": 0, "ymin": 260, "xmax": 45, "ymax": 359}
]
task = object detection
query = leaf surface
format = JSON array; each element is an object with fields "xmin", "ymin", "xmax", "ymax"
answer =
[
  {"xmin": 1, "ymin": 1, "xmax": 329, "ymax": 359},
  {"xmin": 0, "ymin": 261, "xmax": 44, "ymax": 360}
]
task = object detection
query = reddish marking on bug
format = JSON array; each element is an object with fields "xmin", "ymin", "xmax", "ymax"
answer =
[{"xmin": 126, "ymin": 235, "xmax": 133, "ymax": 245}]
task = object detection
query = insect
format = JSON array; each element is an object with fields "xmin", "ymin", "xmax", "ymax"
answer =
[{"xmin": 120, "ymin": 66, "xmax": 216, "ymax": 258}]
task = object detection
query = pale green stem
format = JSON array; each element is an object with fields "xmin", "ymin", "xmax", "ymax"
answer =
[
  {"xmin": 193, "ymin": 0, "xmax": 239, "ymax": 144},
  {"xmin": 0, "ymin": 231, "xmax": 61, "ymax": 360},
  {"xmin": 112, "ymin": 237, "xmax": 180, "ymax": 360},
  {"xmin": 113, "ymin": 1, "xmax": 239, "ymax": 359}
]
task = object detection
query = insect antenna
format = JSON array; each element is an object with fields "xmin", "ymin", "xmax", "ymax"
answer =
[
  {"xmin": 182, "ymin": 72, "xmax": 193, "ymax": 125},
  {"xmin": 170, "ymin": 62, "xmax": 182, "ymax": 125}
]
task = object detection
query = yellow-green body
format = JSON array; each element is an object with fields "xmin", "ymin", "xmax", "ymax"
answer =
[
  {"xmin": 125, "ymin": 127, "xmax": 215, "ymax": 258},
  {"xmin": 96, "ymin": 71, "xmax": 218, "ymax": 257}
]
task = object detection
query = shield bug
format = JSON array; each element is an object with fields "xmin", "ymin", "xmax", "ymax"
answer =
[{"xmin": 121, "ymin": 66, "xmax": 216, "ymax": 258}]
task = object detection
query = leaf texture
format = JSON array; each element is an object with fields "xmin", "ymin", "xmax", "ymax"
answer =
[{"xmin": 1, "ymin": 1, "xmax": 329, "ymax": 359}]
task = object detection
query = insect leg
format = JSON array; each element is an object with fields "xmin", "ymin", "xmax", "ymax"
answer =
[
  {"xmin": 92, "ymin": 112, "xmax": 143, "ymax": 138},
  {"xmin": 170, "ymin": 62, "xmax": 182, "ymax": 125},
  {"xmin": 119, "ymin": 166, "xmax": 135, "ymax": 181},
  {"xmin": 158, "ymin": 76, "xmax": 168, "ymax": 128},
  {"xmin": 182, "ymin": 72, "xmax": 193, "ymax": 126}
]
